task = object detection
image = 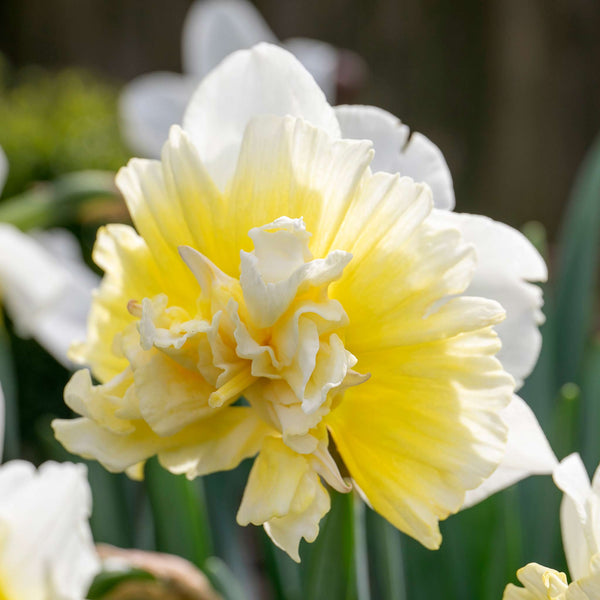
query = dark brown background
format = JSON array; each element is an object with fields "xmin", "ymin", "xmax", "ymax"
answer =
[{"xmin": 1, "ymin": 0, "xmax": 599, "ymax": 238}]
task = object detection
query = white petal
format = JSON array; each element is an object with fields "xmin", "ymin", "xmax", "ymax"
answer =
[
  {"xmin": 554, "ymin": 453, "xmax": 600, "ymax": 581},
  {"xmin": 182, "ymin": 0, "xmax": 277, "ymax": 78},
  {"xmin": 0, "ymin": 146, "xmax": 7, "ymax": 196},
  {"xmin": 462, "ymin": 395, "xmax": 556, "ymax": 508},
  {"xmin": 283, "ymin": 38, "xmax": 338, "ymax": 103},
  {"xmin": 0, "ymin": 226, "xmax": 97, "ymax": 366},
  {"xmin": 183, "ymin": 43, "xmax": 340, "ymax": 189},
  {"xmin": 0, "ymin": 461, "xmax": 99, "ymax": 600},
  {"xmin": 335, "ymin": 105, "xmax": 455, "ymax": 210},
  {"xmin": 429, "ymin": 211, "xmax": 547, "ymax": 388},
  {"xmin": 120, "ymin": 72, "xmax": 199, "ymax": 158}
]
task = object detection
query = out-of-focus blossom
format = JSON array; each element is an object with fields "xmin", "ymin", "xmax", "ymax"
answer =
[
  {"xmin": 0, "ymin": 146, "xmax": 100, "ymax": 367},
  {"xmin": 120, "ymin": 0, "xmax": 354, "ymax": 158},
  {"xmin": 55, "ymin": 44, "xmax": 551, "ymax": 561},
  {"xmin": 0, "ymin": 459, "xmax": 100, "ymax": 599},
  {"xmin": 97, "ymin": 544, "xmax": 222, "ymax": 600},
  {"xmin": 503, "ymin": 454, "xmax": 600, "ymax": 599}
]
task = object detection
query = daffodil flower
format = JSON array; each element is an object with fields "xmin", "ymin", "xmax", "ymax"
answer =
[
  {"xmin": 120, "ymin": 0, "xmax": 344, "ymax": 158},
  {"xmin": 0, "ymin": 146, "xmax": 100, "ymax": 367},
  {"xmin": 504, "ymin": 454, "xmax": 600, "ymax": 599},
  {"xmin": 55, "ymin": 44, "xmax": 552, "ymax": 560},
  {"xmin": 0, "ymin": 386, "xmax": 100, "ymax": 600}
]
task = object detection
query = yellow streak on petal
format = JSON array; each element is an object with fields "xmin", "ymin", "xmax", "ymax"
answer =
[{"xmin": 208, "ymin": 367, "xmax": 257, "ymax": 408}]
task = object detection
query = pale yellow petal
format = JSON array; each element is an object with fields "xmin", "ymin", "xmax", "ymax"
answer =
[
  {"xmin": 503, "ymin": 563, "xmax": 569, "ymax": 600},
  {"xmin": 236, "ymin": 436, "xmax": 331, "ymax": 562},
  {"xmin": 53, "ymin": 407, "xmax": 270, "ymax": 479},
  {"xmin": 72, "ymin": 224, "xmax": 163, "ymax": 382},
  {"xmin": 215, "ymin": 115, "xmax": 373, "ymax": 275},
  {"xmin": 115, "ymin": 158, "xmax": 198, "ymax": 308},
  {"xmin": 327, "ymin": 321, "xmax": 512, "ymax": 549},
  {"xmin": 132, "ymin": 350, "xmax": 215, "ymax": 436}
]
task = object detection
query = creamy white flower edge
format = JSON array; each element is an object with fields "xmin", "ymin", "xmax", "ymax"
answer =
[
  {"xmin": 177, "ymin": 42, "xmax": 556, "ymax": 506},
  {"xmin": 0, "ymin": 459, "xmax": 100, "ymax": 600},
  {"xmin": 553, "ymin": 454, "xmax": 600, "ymax": 582},
  {"xmin": 0, "ymin": 146, "xmax": 100, "ymax": 368},
  {"xmin": 120, "ymin": 0, "xmax": 340, "ymax": 157}
]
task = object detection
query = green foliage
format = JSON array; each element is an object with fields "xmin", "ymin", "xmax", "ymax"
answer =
[{"xmin": 0, "ymin": 60, "xmax": 129, "ymax": 199}]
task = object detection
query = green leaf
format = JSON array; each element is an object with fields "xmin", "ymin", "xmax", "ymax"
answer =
[
  {"xmin": 365, "ymin": 510, "xmax": 406, "ymax": 600},
  {"xmin": 203, "ymin": 556, "xmax": 247, "ymax": 600},
  {"xmin": 144, "ymin": 457, "xmax": 213, "ymax": 568},
  {"xmin": 303, "ymin": 491, "xmax": 355, "ymax": 599},
  {"xmin": 352, "ymin": 497, "xmax": 371, "ymax": 600},
  {"xmin": 554, "ymin": 134, "xmax": 600, "ymax": 386},
  {"xmin": 580, "ymin": 339, "xmax": 600, "ymax": 472},
  {"xmin": 0, "ymin": 320, "xmax": 19, "ymax": 459},
  {"xmin": 0, "ymin": 170, "xmax": 119, "ymax": 230}
]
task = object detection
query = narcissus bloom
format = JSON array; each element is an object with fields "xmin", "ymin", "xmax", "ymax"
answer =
[
  {"xmin": 54, "ymin": 44, "xmax": 552, "ymax": 560},
  {"xmin": 504, "ymin": 454, "xmax": 600, "ymax": 600},
  {"xmin": 0, "ymin": 146, "xmax": 99, "ymax": 367}
]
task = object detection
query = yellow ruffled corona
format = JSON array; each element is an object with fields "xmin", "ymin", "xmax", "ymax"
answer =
[{"xmin": 53, "ymin": 45, "xmax": 516, "ymax": 561}]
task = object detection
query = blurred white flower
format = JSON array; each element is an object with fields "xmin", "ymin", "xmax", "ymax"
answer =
[
  {"xmin": 0, "ymin": 460, "xmax": 100, "ymax": 600},
  {"xmin": 120, "ymin": 0, "xmax": 344, "ymax": 158},
  {"xmin": 503, "ymin": 454, "xmax": 600, "ymax": 599},
  {"xmin": 0, "ymin": 388, "xmax": 99, "ymax": 600},
  {"xmin": 0, "ymin": 146, "xmax": 100, "ymax": 367}
]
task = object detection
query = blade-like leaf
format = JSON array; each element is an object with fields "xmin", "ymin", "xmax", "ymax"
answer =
[
  {"xmin": 554, "ymin": 134, "xmax": 600, "ymax": 386},
  {"xmin": 303, "ymin": 491, "xmax": 355, "ymax": 599},
  {"xmin": 144, "ymin": 457, "xmax": 213, "ymax": 568},
  {"xmin": 0, "ymin": 320, "xmax": 19, "ymax": 459}
]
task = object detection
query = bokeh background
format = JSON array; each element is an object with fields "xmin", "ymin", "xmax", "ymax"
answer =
[
  {"xmin": 2, "ymin": 0, "xmax": 600, "ymax": 234},
  {"xmin": 1, "ymin": 2, "xmax": 599, "ymax": 599}
]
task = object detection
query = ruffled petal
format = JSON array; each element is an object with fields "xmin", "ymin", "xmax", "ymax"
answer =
[
  {"xmin": 182, "ymin": 0, "xmax": 277, "ymax": 78},
  {"xmin": 429, "ymin": 211, "xmax": 547, "ymax": 388},
  {"xmin": 236, "ymin": 436, "xmax": 331, "ymax": 561},
  {"xmin": 218, "ymin": 115, "xmax": 371, "ymax": 274},
  {"xmin": 463, "ymin": 395, "xmax": 557, "ymax": 508},
  {"xmin": 183, "ymin": 44, "xmax": 341, "ymax": 189},
  {"xmin": 53, "ymin": 402, "xmax": 269, "ymax": 480},
  {"xmin": 0, "ymin": 461, "xmax": 99, "ymax": 600},
  {"xmin": 328, "ymin": 318, "xmax": 512, "ymax": 548},
  {"xmin": 503, "ymin": 563, "xmax": 568, "ymax": 600},
  {"xmin": 71, "ymin": 224, "xmax": 164, "ymax": 381},
  {"xmin": 335, "ymin": 105, "xmax": 455, "ymax": 210},
  {"xmin": 119, "ymin": 72, "xmax": 199, "ymax": 158}
]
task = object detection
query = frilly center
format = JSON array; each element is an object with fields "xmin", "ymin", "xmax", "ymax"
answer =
[{"xmin": 128, "ymin": 216, "xmax": 368, "ymax": 455}]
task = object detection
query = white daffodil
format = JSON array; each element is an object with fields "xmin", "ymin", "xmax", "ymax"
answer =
[
  {"xmin": 55, "ymin": 44, "xmax": 553, "ymax": 561},
  {"xmin": 0, "ymin": 146, "xmax": 100, "ymax": 367},
  {"xmin": 120, "ymin": 0, "xmax": 342, "ymax": 158},
  {"xmin": 0, "ymin": 388, "xmax": 100, "ymax": 600},
  {"xmin": 504, "ymin": 454, "xmax": 600, "ymax": 599}
]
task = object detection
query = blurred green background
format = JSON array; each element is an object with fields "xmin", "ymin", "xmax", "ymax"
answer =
[{"xmin": 0, "ymin": 2, "xmax": 599, "ymax": 599}]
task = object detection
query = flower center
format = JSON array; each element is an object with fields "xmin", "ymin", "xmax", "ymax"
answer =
[{"xmin": 127, "ymin": 217, "xmax": 367, "ymax": 454}]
